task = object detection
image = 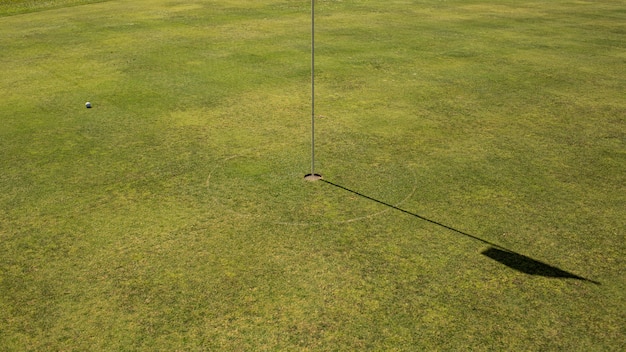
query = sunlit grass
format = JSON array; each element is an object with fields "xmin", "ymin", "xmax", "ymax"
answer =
[{"xmin": 1, "ymin": 0, "xmax": 624, "ymax": 350}]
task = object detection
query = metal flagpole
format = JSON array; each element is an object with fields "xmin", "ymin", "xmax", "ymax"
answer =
[
  {"xmin": 305, "ymin": 0, "xmax": 322, "ymax": 181},
  {"xmin": 311, "ymin": 0, "xmax": 315, "ymax": 175}
]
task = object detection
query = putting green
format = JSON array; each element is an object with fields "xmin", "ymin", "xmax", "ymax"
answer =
[{"xmin": 1, "ymin": 0, "xmax": 624, "ymax": 350}]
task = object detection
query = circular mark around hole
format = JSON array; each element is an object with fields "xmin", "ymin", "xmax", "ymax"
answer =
[{"xmin": 206, "ymin": 154, "xmax": 417, "ymax": 225}]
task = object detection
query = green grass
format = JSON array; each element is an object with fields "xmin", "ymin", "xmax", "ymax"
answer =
[
  {"xmin": 1, "ymin": 0, "xmax": 625, "ymax": 350},
  {"xmin": 0, "ymin": 0, "xmax": 107, "ymax": 16}
]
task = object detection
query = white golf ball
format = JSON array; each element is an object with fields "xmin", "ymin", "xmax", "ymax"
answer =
[{"xmin": 85, "ymin": 102, "xmax": 92, "ymax": 108}]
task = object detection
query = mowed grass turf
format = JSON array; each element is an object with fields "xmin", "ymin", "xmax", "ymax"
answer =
[{"xmin": 1, "ymin": 0, "xmax": 625, "ymax": 350}]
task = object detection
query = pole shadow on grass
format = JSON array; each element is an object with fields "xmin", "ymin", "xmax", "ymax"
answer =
[{"xmin": 321, "ymin": 179, "xmax": 600, "ymax": 285}]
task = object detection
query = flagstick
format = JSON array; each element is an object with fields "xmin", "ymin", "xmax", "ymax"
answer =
[{"xmin": 305, "ymin": 0, "xmax": 322, "ymax": 181}]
